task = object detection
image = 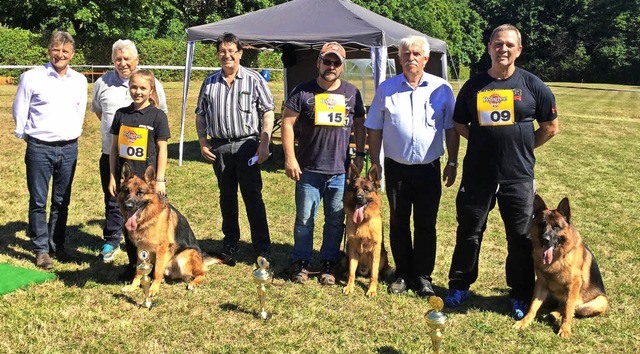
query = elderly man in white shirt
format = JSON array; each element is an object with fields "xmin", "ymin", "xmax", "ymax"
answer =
[
  {"xmin": 13, "ymin": 31, "xmax": 88, "ymax": 270},
  {"xmin": 91, "ymin": 39, "xmax": 168, "ymax": 268}
]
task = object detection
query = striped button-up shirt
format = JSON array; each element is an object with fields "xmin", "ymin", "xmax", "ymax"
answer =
[{"xmin": 195, "ymin": 66, "xmax": 274, "ymax": 139}]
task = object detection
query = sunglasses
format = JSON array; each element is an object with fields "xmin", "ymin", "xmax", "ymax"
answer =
[{"xmin": 321, "ymin": 58, "xmax": 343, "ymax": 67}]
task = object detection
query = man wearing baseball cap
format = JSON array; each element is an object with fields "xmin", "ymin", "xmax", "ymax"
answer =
[{"xmin": 281, "ymin": 41, "xmax": 366, "ymax": 286}]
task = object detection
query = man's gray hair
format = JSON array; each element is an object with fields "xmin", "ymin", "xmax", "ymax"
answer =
[
  {"xmin": 489, "ymin": 24, "xmax": 522, "ymax": 47},
  {"xmin": 400, "ymin": 35, "xmax": 430, "ymax": 56},
  {"xmin": 49, "ymin": 31, "xmax": 75, "ymax": 51},
  {"xmin": 112, "ymin": 39, "xmax": 139, "ymax": 58}
]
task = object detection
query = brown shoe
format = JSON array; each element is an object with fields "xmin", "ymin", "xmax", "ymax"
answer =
[{"xmin": 36, "ymin": 253, "xmax": 53, "ymax": 270}]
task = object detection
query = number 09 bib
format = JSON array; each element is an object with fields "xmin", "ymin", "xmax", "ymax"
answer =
[
  {"xmin": 314, "ymin": 93, "xmax": 347, "ymax": 126},
  {"xmin": 118, "ymin": 125, "xmax": 148, "ymax": 161},
  {"xmin": 477, "ymin": 89, "xmax": 515, "ymax": 126}
]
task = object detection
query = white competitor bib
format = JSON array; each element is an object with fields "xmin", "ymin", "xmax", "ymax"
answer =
[
  {"xmin": 314, "ymin": 93, "xmax": 347, "ymax": 126},
  {"xmin": 477, "ymin": 89, "xmax": 515, "ymax": 126},
  {"xmin": 118, "ymin": 125, "xmax": 148, "ymax": 161}
]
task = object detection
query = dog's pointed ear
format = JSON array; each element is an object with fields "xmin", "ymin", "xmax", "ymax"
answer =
[
  {"xmin": 121, "ymin": 162, "xmax": 133, "ymax": 183},
  {"xmin": 533, "ymin": 194, "xmax": 547, "ymax": 216},
  {"xmin": 557, "ymin": 197, "xmax": 571, "ymax": 224},
  {"xmin": 348, "ymin": 162, "xmax": 361, "ymax": 183},
  {"xmin": 144, "ymin": 165, "xmax": 156, "ymax": 184},
  {"xmin": 367, "ymin": 164, "xmax": 381, "ymax": 187}
]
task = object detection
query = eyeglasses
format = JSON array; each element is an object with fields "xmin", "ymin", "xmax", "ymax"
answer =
[
  {"xmin": 218, "ymin": 50, "xmax": 239, "ymax": 56},
  {"xmin": 321, "ymin": 58, "xmax": 342, "ymax": 67}
]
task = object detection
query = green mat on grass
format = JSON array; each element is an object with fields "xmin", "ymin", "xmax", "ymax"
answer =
[{"xmin": 0, "ymin": 263, "xmax": 56, "ymax": 295}]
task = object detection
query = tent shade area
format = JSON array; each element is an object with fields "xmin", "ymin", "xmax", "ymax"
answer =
[{"xmin": 179, "ymin": 0, "xmax": 449, "ymax": 165}]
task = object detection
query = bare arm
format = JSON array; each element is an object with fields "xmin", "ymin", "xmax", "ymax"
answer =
[
  {"xmin": 455, "ymin": 122, "xmax": 469, "ymax": 140},
  {"xmin": 108, "ymin": 135, "xmax": 119, "ymax": 197},
  {"xmin": 257, "ymin": 110, "xmax": 274, "ymax": 164},
  {"xmin": 95, "ymin": 112, "xmax": 102, "ymax": 121},
  {"xmin": 534, "ymin": 119, "xmax": 559, "ymax": 148},
  {"xmin": 155, "ymin": 139, "xmax": 168, "ymax": 196},
  {"xmin": 352, "ymin": 115, "xmax": 366, "ymax": 171},
  {"xmin": 367, "ymin": 129, "xmax": 383, "ymax": 173},
  {"xmin": 281, "ymin": 106, "xmax": 301, "ymax": 181},
  {"xmin": 196, "ymin": 114, "xmax": 216, "ymax": 162},
  {"xmin": 442, "ymin": 127, "xmax": 460, "ymax": 187}
]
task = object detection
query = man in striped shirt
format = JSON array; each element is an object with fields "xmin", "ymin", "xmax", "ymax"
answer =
[{"xmin": 195, "ymin": 32, "xmax": 274, "ymax": 263}]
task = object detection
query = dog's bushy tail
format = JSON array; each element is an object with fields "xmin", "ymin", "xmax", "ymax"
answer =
[{"xmin": 203, "ymin": 252, "xmax": 236, "ymax": 267}]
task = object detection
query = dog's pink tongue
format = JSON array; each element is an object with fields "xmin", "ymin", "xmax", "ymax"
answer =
[
  {"xmin": 125, "ymin": 213, "xmax": 138, "ymax": 231},
  {"xmin": 353, "ymin": 205, "xmax": 365, "ymax": 224},
  {"xmin": 542, "ymin": 246, "xmax": 554, "ymax": 265}
]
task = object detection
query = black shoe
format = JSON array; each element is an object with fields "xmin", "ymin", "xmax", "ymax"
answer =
[
  {"xmin": 388, "ymin": 277, "xmax": 407, "ymax": 294},
  {"xmin": 221, "ymin": 244, "xmax": 238, "ymax": 257},
  {"xmin": 414, "ymin": 277, "xmax": 435, "ymax": 298},
  {"xmin": 117, "ymin": 265, "xmax": 136, "ymax": 282},
  {"xmin": 290, "ymin": 260, "xmax": 310, "ymax": 284},
  {"xmin": 319, "ymin": 260, "xmax": 336, "ymax": 285},
  {"xmin": 53, "ymin": 249, "xmax": 81, "ymax": 264}
]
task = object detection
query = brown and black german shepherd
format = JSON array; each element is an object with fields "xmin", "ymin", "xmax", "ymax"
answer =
[
  {"xmin": 118, "ymin": 163, "xmax": 223, "ymax": 296},
  {"xmin": 514, "ymin": 195, "xmax": 608, "ymax": 337},
  {"xmin": 342, "ymin": 163, "xmax": 392, "ymax": 297}
]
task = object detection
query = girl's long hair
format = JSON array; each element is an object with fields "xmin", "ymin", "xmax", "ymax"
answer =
[{"xmin": 130, "ymin": 69, "xmax": 159, "ymax": 108}]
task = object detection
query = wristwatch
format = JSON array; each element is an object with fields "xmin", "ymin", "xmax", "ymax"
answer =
[{"xmin": 447, "ymin": 161, "xmax": 458, "ymax": 167}]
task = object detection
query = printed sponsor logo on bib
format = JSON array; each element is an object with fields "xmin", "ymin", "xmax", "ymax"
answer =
[
  {"xmin": 477, "ymin": 89, "xmax": 515, "ymax": 126},
  {"xmin": 314, "ymin": 93, "xmax": 347, "ymax": 126},
  {"xmin": 118, "ymin": 125, "xmax": 148, "ymax": 161}
]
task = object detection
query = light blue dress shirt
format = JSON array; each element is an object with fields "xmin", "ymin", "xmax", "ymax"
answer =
[
  {"xmin": 365, "ymin": 72, "xmax": 455, "ymax": 165},
  {"xmin": 13, "ymin": 63, "xmax": 88, "ymax": 141}
]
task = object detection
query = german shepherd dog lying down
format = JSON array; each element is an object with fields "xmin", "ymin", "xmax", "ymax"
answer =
[
  {"xmin": 514, "ymin": 195, "xmax": 608, "ymax": 337},
  {"xmin": 342, "ymin": 163, "xmax": 392, "ymax": 297},
  {"xmin": 118, "ymin": 163, "xmax": 224, "ymax": 296}
]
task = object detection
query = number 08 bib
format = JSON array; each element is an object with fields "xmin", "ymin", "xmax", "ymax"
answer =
[
  {"xmin": 118, "ymin": 125, "xmax": 148, "ymax": 161},
  {"xmin": 314, "ymin": 93, "xmax": 347, "ymax": 126},
  {"xmin": 477, "ymin": 89, "xmax": 515, "ymax": 126}
]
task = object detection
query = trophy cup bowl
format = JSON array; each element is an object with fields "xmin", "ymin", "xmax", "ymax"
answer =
[
  {"xmin": 425, "ymin": 296, "xmax": 447, "ymax": 353},
  {"xmin": 252, "ymin": 256, "xmax": 272, "ymax": 320}
]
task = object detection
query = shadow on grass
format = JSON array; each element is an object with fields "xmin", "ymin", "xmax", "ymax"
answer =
[
  {"xmin": 376, "ymin": 347, "xmax": 401, "ymax": 354},
  {"xmin": 167, "ymin": 140, "xmax": 284, "ymax": 173}
]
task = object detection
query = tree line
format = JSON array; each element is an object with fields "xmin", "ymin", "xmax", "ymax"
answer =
[{"xmin": 1, "ymin": 0, "xmax": 638, "ymax": 84}]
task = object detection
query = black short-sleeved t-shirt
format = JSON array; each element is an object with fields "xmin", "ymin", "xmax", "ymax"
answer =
[
  {"xmin": 454, "ymin": 68, "xmax": 557, "ymax": 184},
  {"xmin": 285, "ymin": 79, "xmax": 365, "ymax": 175},
  {"xmin": 110, "ymin": 103, "xmax": 171, "ymax": 179}
]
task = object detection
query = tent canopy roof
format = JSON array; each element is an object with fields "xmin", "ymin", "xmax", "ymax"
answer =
[{"xmin": 186, "ymin": 0, "xmax": 447, "ymax": 53}]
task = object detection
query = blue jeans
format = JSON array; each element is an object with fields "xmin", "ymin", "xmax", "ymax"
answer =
[
  {"xmin": 291, "ymin": 171, "xmax": 345, "ymax": 263},
  {"xmin": 25, "ymin": 138, "xmax": 78, "ymax": 254}
]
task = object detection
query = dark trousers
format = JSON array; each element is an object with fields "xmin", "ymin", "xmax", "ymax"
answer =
[
  {"xmin": 99, "ymin": 153, "xmax": 123, "ymax": 247},
  {"xmin": 384, "ymin": 158, "xmax": 442, "ymax": 282},
  {"xmin": 448, "ymin": 180, "xmax": 535, "ymax": 301},
  {"xmin": 25, "ymin": 138, "xmax": 78, "ymax": 254},
  {"xmin": 211, "ymin": 137, "xmax": 271, "ymax": 255}
]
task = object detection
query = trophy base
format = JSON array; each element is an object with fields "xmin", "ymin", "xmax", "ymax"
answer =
[{"xmin": 255, "ymin": 311, "xmax": 272, "ymax": 320}]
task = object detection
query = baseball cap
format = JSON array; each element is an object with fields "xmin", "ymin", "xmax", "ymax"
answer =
[{"xmin": 320, "ymin": 42, "xmax": 346, "ymax": 62}]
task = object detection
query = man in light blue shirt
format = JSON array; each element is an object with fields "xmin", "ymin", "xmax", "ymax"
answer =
[
  {"xmin": 13, "ymin": 31, "xmax": 88, "ymax": 270},
  {"xmin": 365, "ymin": 35, "xmax": 459, "ymax": 297}
]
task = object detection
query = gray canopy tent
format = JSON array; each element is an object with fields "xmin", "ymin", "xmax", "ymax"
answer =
[{"xmin": 179, "ymin": 0, "xmax": 449, "ymax": 165}]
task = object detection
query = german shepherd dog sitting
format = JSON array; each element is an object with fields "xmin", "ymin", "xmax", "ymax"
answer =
[
  {"xmin": 342, "ymin": 163, "xmax": 392, "ymax": 297},
  {"xmin": 118, "ymin": 163, "xmax": 223, "ymax": 296},
  {"xmin": 514, "ymin": 195, "xmax": 608, "ymax": 337}
]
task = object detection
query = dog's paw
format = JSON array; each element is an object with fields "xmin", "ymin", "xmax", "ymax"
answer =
[
  {"xmin": 513, "ymin": 319, "xmax": 530, "ymax": 330},
  {"xmin": 558, "ymin": 325, "xmax": 572, "ymax": 338},
  {"xmin": 365, "ymin": 288, "xmax": 377, "ymax": 297},
  {"xmin": 187, "ymin": 283, "xmax": 196, "ymax": 291},
  {"xmin": 149, "ymin": 282, "xmax": 161, "ymax": 297},
  {"xmin": 343, "ymin": 285, "xmax": 354, "ymax": 295},
  {"xmin": 121, "ymin": 284, "xmax": 138, "ymax": 292}
]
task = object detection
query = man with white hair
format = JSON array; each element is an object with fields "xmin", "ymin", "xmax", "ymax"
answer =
[
  {"xmin": 91, "ymin": 39, "xmax": 168, "ymax": 271},
  {"xmin": 365, "ymin": 35, "xmax": 459, "ymax": 297}
]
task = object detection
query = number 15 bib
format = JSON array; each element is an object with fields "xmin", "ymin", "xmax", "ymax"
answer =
[
  {"xmin": 477, "ymin": 89, "xmax": 515, "ymax": 126},
  {"xmin": 118, "ymin": 125, "xmax": 148, "ymax": 161},
  {"xmin": 314, "ymin": 93, "xmax": 347, "ymax": 126}
]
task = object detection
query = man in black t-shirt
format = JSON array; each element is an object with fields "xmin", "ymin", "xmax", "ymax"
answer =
[
  {"xmin": 444, "ymin": 24, "xmax": 559, "ymax": 320},
  {"xmin": 281, "ymin": 42, "xmax": 366, "ymax": 286}
]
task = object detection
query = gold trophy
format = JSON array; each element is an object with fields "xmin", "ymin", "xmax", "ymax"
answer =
[
  {"xmin": 252, "ymin": 256, "xmax": 272, "ymax": 320},
  {"xmin": 425, "ymin": 296, "xmax": 447, "ymax": 353},
  {"xmin": 137, "ymin": 249, "xmax": 153, "ymax": 309}
]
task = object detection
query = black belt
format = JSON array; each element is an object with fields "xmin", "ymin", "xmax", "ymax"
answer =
[
  {"xmin": 28, "ymin": 136, "xmax": 78, "ymax": 146},
  {"xmin": 211, "ymin": 135, "xmax": 257, "ymax": 144}
]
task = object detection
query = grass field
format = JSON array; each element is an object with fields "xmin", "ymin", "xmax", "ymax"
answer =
[{"xmin": 0, "ymin": 79, "xmax": 639, "ymax": 353}]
